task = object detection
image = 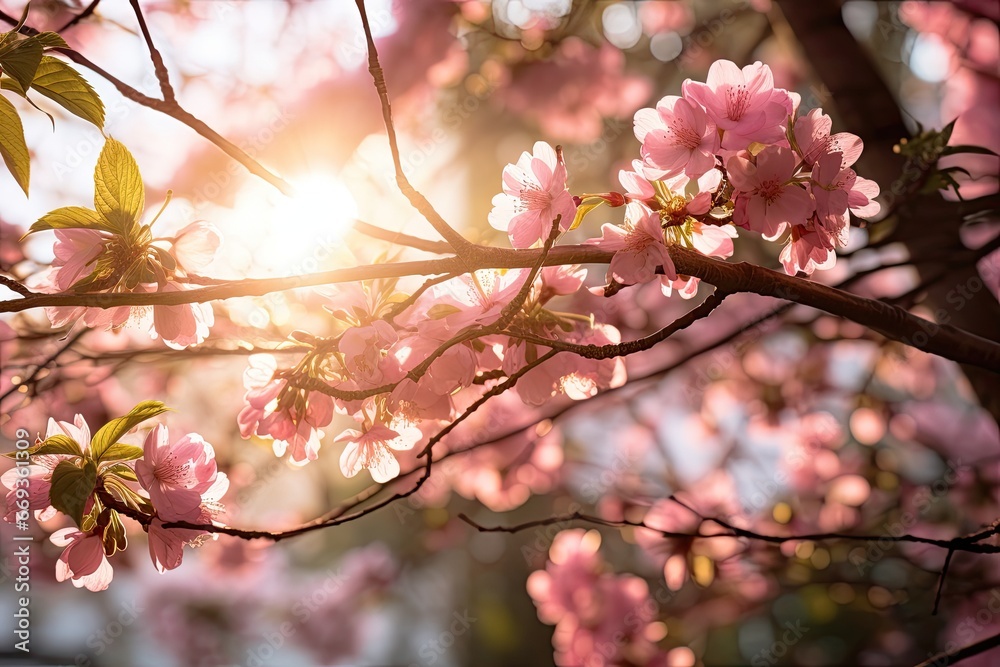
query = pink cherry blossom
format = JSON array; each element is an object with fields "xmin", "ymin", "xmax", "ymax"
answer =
[
  {"xmin": 146, "ymin": 473, "xmax": 228, "ymax": 573},
  {"xmin": 339, "ymin": 320, "xmax": 401, "ymax": 388},
  {"xmin": 237, "ymin": 354, "xmax": 333, "ymax": 465},
  {"xmin": 489, "ymin": 141, "xmax": 577, "ymax": 248},
  {"xmin": 683, "ymin": 59, "xmax": 793, "ymax": 150},
  {"xmin": 811, "ymin": 151, "xmax": 881, "ymax": 230},
  {"xmin": 793, "ymin": 108, "xmax": 863, "ymax": 167},
  {"xmin": 337, "ymin": 421, "xmax": 422, "ymax": 483},
  {"xmin": 729, "ymin": 145, "xmax": 815, "ymax": 240},
  {"xmin": 3, "ymin": 415, "xmax": 93, "ymax": 523},
  {"xmin": 50, "ymin": 229, "xmax": 106, "ymax": 290},
  {"xmin": 779, "ymin": 221, "xmax": 837, "ymax": 276},
  {"xmin": 169, "ymin": 221, "xmax": 222, "ymax": 272},
  {"xmin": 136, "ymin": 424, "xmax": 225, "ymax": 522},
  {"xmin": 152, "ymin": 283, "xmax": 215, "ymax": 349},
  {"xmin": 50, "ymin": 527, "xmax": 113, "ymax": 591},
  {"xmin": 635, "ymin": 95, "xmax": 720, "ymax": 180},
  {"xmin": 587, "ymin": 204, "xmax": 678, "ymax": 286},
  {"xmin": 661, "ymin": 222, "xmax": 738, "ymax": 298}
]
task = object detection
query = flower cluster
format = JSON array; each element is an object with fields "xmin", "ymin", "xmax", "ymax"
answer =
[
  {"xmin": 527, "ymin": 530, "xmax": 667, "ymax": 667},
  {"xmin": 238, "ymin": 273, "xmax": 626, "ymax": 480},
  {"xmin": 489, "ymin": 60, "xmax": 881, "ymax": 292},
  {"xmin": 234, "ymin": 59, "xmax": 883, "ymax": 486},
  {"xmin": 25, "ymin": 139, "xmax": 220, "ymax": 348},
  {"xmin": 2, "ymin": 405, "xmax": 227, "ymax": 590}
]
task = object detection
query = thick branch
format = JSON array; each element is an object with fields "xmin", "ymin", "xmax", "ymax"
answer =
[{"xmin": 5, "ymin": 245, "xmax": 997, "ymax": 372}]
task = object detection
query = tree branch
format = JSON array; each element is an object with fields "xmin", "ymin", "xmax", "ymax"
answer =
[
  {"xmin": 5, "ymin": 245, "xmax": 996, "ymax": 372},
  {"xmin": 457, "ymin": 511, "xmax": 1000, "ymax": 554},
  {"xmin": 0, "ymin": 10, "xmax": 295, "ymax": 196},
  {"xmin": 352, "ymin": 0, "xmax": 476, "ymax": 255}
]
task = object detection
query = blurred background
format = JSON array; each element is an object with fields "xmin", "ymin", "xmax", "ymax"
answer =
[{"xmin": 0, "ymin": 1, "xmax": 998, "ymax": 665}]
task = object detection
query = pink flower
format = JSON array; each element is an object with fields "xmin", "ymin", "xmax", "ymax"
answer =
[
  {"xmin": 169, "ymin": 221, "xmax": 222, "ymax": 273},
  {"xmin": 50, "ymin": 527, "xmax": 113, "ymax": 591},
  {"xmin": 538, "ymin": 265, "xmax": 587, "ymax": 301},
  {"xmin": 422, "ymin": 269, "xmax": 529, "ymax": 331},
  {"xmin": 337, "ymin": 422, "xmax": 422, "ymax": 483},
  {"xmin": 151, "ymin": 283, "xmax": 214, "ymax": 349},
  {"xmin": 146, "ymin": 474, "xmax": 227, "ymax": 573},
  {"xmin": 136, "ymin": 424, "xmax": 225, "ymax": 522},
  {"xmin": 634, "ymin": 95, "xmax": 720, "ymax": 179},
  {"xmin": 50, "ymin": 229, "xmax": 106, "ymax": 291},
  {"xmin": 489, "ymin": 141, "xmax": 577, "ymax": 248},
  {"xmin": 793, "ymin": 108, "xmax": 863, "ymax": 167},
  {"xmin": 811, "ymin": 151, "xmax": 882, "ymax": 229},
  {"xmin": 587, "ymin": 204, "xmax": 678, "ymax": 285},
  {"xmin": 683, "ymin": 59, "xmax": 793, "ymax": 150},
  {"xmin": 661, "ymin": 221, "xmax": 738, "ymax": 298},
  {"xmin": 237, "ymin": 354, "xmax": 333, "ymax": 465},
  {"xmin": 3, "ymin": 415, "xmax": 93, "ymax": 523},
  {"xmin": 339, "ymin": 321, "xmax": 401, "ymax": 388},
  {"xmin": 729, "ymin": 146, "xmax": 814, "ymax": 240},
  {"xmin": 779, "ymin": 221, "xmax": 837, "ymax": 276}
]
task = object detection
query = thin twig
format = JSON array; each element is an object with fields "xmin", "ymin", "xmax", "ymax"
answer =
[
  {"xmin": 128, "ymin": 0, "xmax": 175, "ymax": 101},
  {"xmin": 352, "ymin": 0, "xmax": 475, "ymax": 255}
]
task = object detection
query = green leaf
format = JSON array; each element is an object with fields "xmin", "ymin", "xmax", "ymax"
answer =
[
  {"xmin": 0, "ymin": 36, "xmax": 43, "ymax": 92},
  {"xmin": 27, "ymin": 205, "xmax": 109, "ymax": 235},
  {"xmin": 49, "ymin": 459, "xmax": 97, "ymax": 528},
  {"xmin": 34, "ymin": 434, "xmax": 83, "ymax": 457},
  {"xmin": 1, "ymin": 74, "xmax": 27, "ymax": 96},
  {"xmin": 89, "ymin": 400, "xmax": 168, "ymax": 462},
  {"xmin": 102, "ymin": 462, "xmax": 138, "ymax": 482},
  {"xmin": 103, "ymin": 476, "xmax": 153, "ymax": 514},
  {"xmin": 0, "ymin": 94, "xmax": 29, "ymax": 195},
  {"xmin": 93, "ymin": 138, "xmax": 145, "ymax": 226},
  {"xmin": 30, "ymin": 56, "xmax": 104, "ymax": 128},
  {"xmin": 98, "ymin": 443, "xmax": 144, "ymax": 462},
  {"xmin": 33, "ymin": 32, "xmax": 69, "ymax": 49}
]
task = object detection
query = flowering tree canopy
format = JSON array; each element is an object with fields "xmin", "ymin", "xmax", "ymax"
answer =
[{"xmin": 1, "ymin": 1, "xmax": 998, "ymax": 666}]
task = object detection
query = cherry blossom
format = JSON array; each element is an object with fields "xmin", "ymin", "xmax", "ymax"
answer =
[
  {"xmin": 337, "ymin": 421, "xmax": 422, "ymax": 483},
  {"xmin": 729, "ymin": 145, "xmax": 815, "ymax": 240},
  {"xmin": 682, "ymin": 59, "xmax": 794, "ymax": 149},
  {"xmin": 587, "ymin": 204, "xmax": 678, "ymax": 286},
  {"xmin": 237, "ymin": 354, "xmax": 334, "ymax": 465},
  {"xmin": 50, "ymin": 527, "xmax": 114, "ymax": 592},
  {"xmin": 136, "ymin": 424, "xmax": 226, "ymax": 522},
  {"xmin": 489, "ymin": 141, "xmax": 577, "ymax": 248},
  {"xmin": 634, "ymin": 95, "xmax": 720, "ymax": 179}
]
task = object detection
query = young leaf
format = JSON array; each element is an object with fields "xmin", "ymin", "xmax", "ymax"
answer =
[
  {"xmin": 33, "ymin": 32, "xmax": 69, "ymax": 49},
  {"xmin": 102, "ymin": 462, "xmax": 138, "ymax": 482},
  {"xmin": 34, "ymin": 434, "xmax": 83, "ymax": 457},
  {"xmin": 29, "ymin": 56, "xmax": 105, "ymax": 128},
  {"xmin": 26, "ymin": 205, "xmax": 108, "ymax": 235},
  {"xmin": 89, "ymin": 400, "xmax": 169, "ymax": 462},
  {"xmin": 49, "ymin": 459, "xmax": 98, "ymax": 527},
  {"xmin": 0, "ymin": 94, "xmax": 30, "ymax": 195},
  {"xmin": 0, "ymin": 36, "xmax": 44, "ymax": 92},
  {"xmin": 98, "ymin": 443, "xmax": 144, "ymax": 462},
  {"xmin": 93, "ymin": 138, "xmax": 145, "ymax": 226}
]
